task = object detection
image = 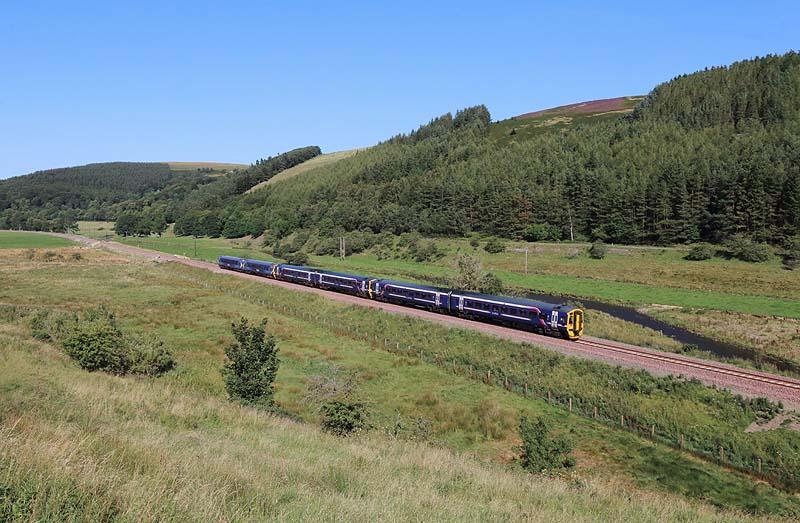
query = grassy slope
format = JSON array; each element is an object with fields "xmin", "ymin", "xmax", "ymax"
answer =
[
  {"xmin": 167, "ymin": 161, "xmax": 247, "ymax": 172},
  {"xmin": 0, "ymin": 231, "xmax": 75, "ymax": 249},
  {"xmin": 1, "ymin": 247, "xmax": 798, "ymax": 520},
  {"xmin": 490, "ymin": 96, "xmax": 644, "ymax": 146},
  {"xmin": 246, "ymin": 149, "xmax": 363, "ymax": 193}
]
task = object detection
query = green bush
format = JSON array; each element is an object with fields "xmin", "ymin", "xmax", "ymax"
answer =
[
  {"xmin": 483, "ymin": 238, "xmax": 506, "ymax": 254},
  {"xmin": 408, "ymin": 240, "xmax": 443, "ymax": 262},
  {"xmin": 469, "ymin": 237, "xmax": 480, "ymax": 248},
  {"xmin": 62, "ymin": 319, "xmax": 129, "ymax": 375},
  {"xmin": 285, "ymin": 251, "xmax": 310, "ymax": 265},
  {"xmin": 523, "ymin": 223, "xmax": 559, "ymax": 242},
  {"xmin": 725, "ymin": 235, "xmax": 772, "ymax": 262},
  {"xmin": 127, "ymin": 335, "xmax": 176, "ymax": 376},
  {"xmin": 519, "ymin": 416, "xmax": 575, "ymax": 472},
  {"xmin": 782, "ymin": 235, "xmax": 800, "ymax": 270},
  {"xmin": 479, "ymin": 272, "xmax": 504, "ymax": 295},
  {"xmin": 684, "ymin": 244, "xmax": 715, "ymax": 261},
  {"xmin": 222, "ymin": 318, "xmax": 279, "ymax": 408},
  {"xmin": 320, "ymin": 400, "xmax": 369, "ymax": 436},
  {"xmin": 587, "ymin": 241, "xmax": 607, "ymax": 259}
]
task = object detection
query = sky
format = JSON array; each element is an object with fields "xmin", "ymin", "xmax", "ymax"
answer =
[{"xmin": 1, "ymin": 1, "xmax": 798, "ymax": 179}]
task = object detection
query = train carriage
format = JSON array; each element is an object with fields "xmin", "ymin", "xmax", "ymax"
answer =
[
  {"xmin": 218, "ymin": 256, "xmax": 246, "ymax": 271},
  {"xmin": 274, "ymin": 264, "xmax": 316, "ymax": 285},
  {"xmin": 243, "ymin": 259, "xmax": 275, "ymax": 276},
  {"xmin": 370, "ymin": 279, "xmax": 451, "ymax": 311},
  {"xmin": 316, "ymin": 269, "xmax": 371, "ymax": 296}
]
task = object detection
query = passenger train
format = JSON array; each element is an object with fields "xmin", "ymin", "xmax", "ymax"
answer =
[{"xmin": 218, "ymin": 256, "xmax": 584, "ymax": 340}]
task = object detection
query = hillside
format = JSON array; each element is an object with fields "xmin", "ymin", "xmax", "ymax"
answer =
[
  {"xmin": 247, "ymin": 148, "xmax": 364, "ymax": 193},
  {"xmin": 490, "ymin": 96, "xmax": 644, "ymax": 145},
  {"xmin": 212, "ymin": 52, "xmax": 799, "ymax": 247}
]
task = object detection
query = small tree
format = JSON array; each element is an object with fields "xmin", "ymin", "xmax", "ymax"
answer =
[
  {"xmin": 519, "ymin": 416, "xmax": 575, "ymax": 472},
  {"xmin": 479, "ymin": 272, "xmax": 505, "ymax": 294},
  {"xmin": 684, "ymin": 244, "xmax": 715, "ymax": 261},
  {"xmin": 222, "ymin": 318, "xmax": 279, "ymax": 408},
  {"xmin": 725, "ymin": 235, "xmax": 772, "ymax": 262},
  {"xmin": 782, "ymin": 235, "xmax": 800, "ymax": 270},
  {"xmin": 320, "ymin": 400, "xmax": 369, "ymax": 436},
  {"xmin": 483, "ymin": 238, "xmax": 506, "ymax": 254},
  {"xmin": 62, "ymin": 317, "xmax": 128, "ymax": 375},
  {"xmin": 588, "ymin": 241, "xmax": 607, "ymax": 259}
]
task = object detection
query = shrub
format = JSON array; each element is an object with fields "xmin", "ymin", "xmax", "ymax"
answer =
[
  {"xmin": 70, "ymin": 252, "xmax": 83, "ymax": 261},
  {"xmin": 408, "ymin": 240, "xmax": 443, "ymax": 262},
  {"xmin": 725, "ymin": 235, "xmax": 772, "ymax": 262},
  {"xmin": 684, "ymin": 244, "xmax": 715, "ymax": 261},
  {"xmin": 222, "ymin": 318, "xmax": 279, "ymax": 407},
  {"xmin": 320, "ymin": 400, "xmax": 369, "ymax": 436},
  {"xmin": 587, "ymin": 241, "xmax": 607, "ymax": 259},
  {"xmin": 519, "ymin": 416, "xmax": 575, "ymax": 472},
  {"xmin": 313, "ymin": 237, "xmax": 339, "ymax": 256},
  {"xmin": 127, "ymin": 334, "xmax": 175, "ymax": 376},
  {"xmin": 469, "ymin": 237, "xmax": 480, "ymax": 248},
  {"xmin": 285, "ymin": 251, "xmax": 310, "ymax": 265},
  {"xmin": 62, "ymin": 319, "xmax": 129, "ymax": 375},
  {"xmin": 28, "ymin": 309, "xmax": 73, "ymax": 341},
  {"xmin": 483, "ymin": 238, "xmax": 506, "ymax": 254},
  {"xmin": 523, "ymin": 223, "xmax": 559, "ymax": 242},
  {"xmin": 782, "ymin": 235, "xmax": 800, "ymax": 270},
  {"xmin": 479, "ymin": 272, "xmax": 504, "ymax": 295}
]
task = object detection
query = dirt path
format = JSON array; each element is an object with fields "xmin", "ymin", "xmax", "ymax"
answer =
[{"xmin": 52, "ymin": 233, "xmax": 800, "ymax": 408}]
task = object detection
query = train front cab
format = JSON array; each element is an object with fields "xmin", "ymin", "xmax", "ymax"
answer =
[{"xmin": 564, "ymin": 308, "xmax": 584, "ymax": 340}]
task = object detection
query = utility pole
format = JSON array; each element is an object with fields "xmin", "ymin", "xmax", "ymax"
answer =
[
  {"xmin": 525, "ymin": 247, "xmax": 528, "ymax": 274},
  {"xmin": 194, "ymin": 236, "xmax": 197, "ymax": 257}
]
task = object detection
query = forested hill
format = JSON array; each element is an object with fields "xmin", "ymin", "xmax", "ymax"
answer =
[{"xmin": 206, "ymin": 52, "xmax": 798, "ymax": 247}]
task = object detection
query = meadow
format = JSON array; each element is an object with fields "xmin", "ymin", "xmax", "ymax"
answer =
[
  {"xmin": 0, "ymin": 231, "xmax": 75, "ymax": 249},
  {"xmin": 1, "ymin": 245, "xmax": 799, "ymax": 519},
  {"xmin": 76, "ymin": 223, "xmax": 799, "ymax": 317}
]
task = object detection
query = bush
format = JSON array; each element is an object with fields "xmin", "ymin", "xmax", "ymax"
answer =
[
  {"xmin": 127, "ymin": 335, "xmax": 176, "ymax": 376},
  {"xmin": 479, "ymin": 272, "xmax": 504, "ymax": 295},
  {"xmin": 284, "ymin": 251, "xmax": 310, "ymax": 265},
  {"xmin": 587, "ymin": 241, "xmax": 607, "ymax": 259},
  {"xmin": 523, "ymin": 223, "xmax": 559, "ymax": 242},
  {"xmin": 725, "ymin": 235, "xmax": 772, "ymax": 262},
  {"xmin": 483, "ymin": 238, "xmax": 506, "ymax": 254},
  {"xmin": 469, "ymin": 237, "xmax": 480, "ymax": 248},
  {"xmin": 320, "ymin": 400, "xmax": 369, "ymax": 436},
  {"xmin": 408, "ymin": 240, "xmax": 443, "ymax": 262},
  {"xmin": 519, "ymin": 416, "xmax": 575, "ymax": 472},
  {"xmin": 62, "ymin": 319, "xmax": 129, "ymax": 375},
  {"xmin": 782, "ymin": 235, "xmax": 800, "ymax": 270},
  {"xmin": 684, "ymin": 244, "xmax": 715, "ymax": 261},
  {"xmin": 222, "ymin": 318, "xmax": 279, "ymax": 407}
]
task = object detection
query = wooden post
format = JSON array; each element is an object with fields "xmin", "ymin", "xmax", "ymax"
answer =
[
  {"xmin": 524, "ymin": 383, "xmax": 528, "ymax": 395},
  {"xmin": 651, "ymin": 425, "xmax": 655, "ymax": 437},
  {"xmin": 487, "ymin": 370, "xmax": 491, "ymax": 383},
  {"xmin": 620, "ymin": 415, "xmax": 625, "ymax": 427},
  {"xmin": 593, "ymin": 406, "xmax": 598, "ymax": 419},
  {"xmin": 719, "ymin": 446, "xmax": 724, "ymax": 462},
  {"xmin": 679, "ymin": 434, "xmax": 684, "ymax": 448},
  {"xmin": 547, "ymin": 390, "xmax": 551, "ymax": 403},
  {"xmin": 568, "ymin": 398, "xmax": 572, "ymax": 412},
  {"xmin": 757, "ymin": 458, "xmax": 762, "ymax": 473}
]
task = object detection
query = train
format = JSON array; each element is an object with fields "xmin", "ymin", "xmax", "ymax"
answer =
[{"xmin": 217, "ymin": 256, "xmax": 584, "ymax": 340}]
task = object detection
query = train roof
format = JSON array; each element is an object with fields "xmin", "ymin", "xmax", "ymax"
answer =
[
  {"xmin": 377, "ymin": 279, "xmax": 451, "ymax": 293},
  {"xmin": 315, "ymin": 268, "xmax": 371, "ymax": 281},
  {"xmin": 219, "ymin": 255, "xmax": 243, "ymax": 261},
  {"xmin": 244, "ymin": 258, "xmax": 274, "ymax": 266},
  {"xmin": 451, "ymin": 290, "xmax": 571, "ymax": 310}
]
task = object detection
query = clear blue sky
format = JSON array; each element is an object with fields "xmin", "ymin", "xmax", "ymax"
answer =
[{"xmin": 1, "ymin": 1, "xmax": 798, "ymax": 179}]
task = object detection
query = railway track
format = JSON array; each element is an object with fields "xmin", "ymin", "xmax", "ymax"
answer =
[
  {"xmin": 41, "ymin": 232, "xmax": 800, "ymax": 407},
  {"xmin": 575, "ymin": 338, "xmax": 800, "ymax": 393}
]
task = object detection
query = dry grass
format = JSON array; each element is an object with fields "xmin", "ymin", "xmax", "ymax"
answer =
[
  {"xmin": 648, "ymin": 308, "xmax": 800, "ymax": 365},
  {"xmin": 247, "ymin": 149, "xmax": 364, "ymax": 193},
  {"xmin": 0, "ymin": 330, "xmax": 768, "ymax": 522}
]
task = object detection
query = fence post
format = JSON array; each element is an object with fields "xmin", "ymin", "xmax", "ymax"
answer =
[
  {"xmin": 757, "ymin": 457, "xmax": 762, "ymax": 473},
  {"xmin": 651, "ymin": 425, "xmax": 655, "ymax": 438},
  {"xmin": 620, "ymin": 415, "xmax": 625, "ymax": 427},
  {"xmin": 719, "ymin": 446, "xmax": 724, "ymax": 462},
  {"xmin": 524, "ymin": 383, "xmax": 528, "ymax": 395},
  {"xmin": 547, "ymin": 390, "xmax": 551, "ymax": 403},
  {"xmin": 679, "ymin": 434, "xmax": 685, "ymax": 448},
  {"xmin": 593, "ymin": 406, "xmax": 598, "ymax": 419},
  {"xmin": 568, "ymin": 398, "xmax": 573, "ymax": 412}
]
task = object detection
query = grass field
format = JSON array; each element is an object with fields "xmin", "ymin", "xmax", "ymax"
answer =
[
  {"xmin": 247, "ymin": 149, "xmax": 364, "ymax": 193},
  {"xmin": 0, "ymin": 231, "xmax": 75, "ymax": 249},
  {"xmin": 75, "ymin": 224, "xmax": 799, "ymax": 316},
  {"xmin": 1, "ymin": 246, "xmax": 799, "ymax": 519}
]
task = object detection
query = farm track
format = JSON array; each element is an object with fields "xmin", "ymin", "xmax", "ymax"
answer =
[{"xmin": 49, "ymin": 233, "xmax": 800, "ymax": 408}]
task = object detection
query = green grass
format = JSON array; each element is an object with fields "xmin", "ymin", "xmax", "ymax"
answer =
[
  {"xmin": 247, "ymin": 149, "xmax": 364, "ymax": 193},
  {"xmin": 1, "ymin": 247, "xmax": 799, "ymax": 518},
  {"xmin": 76, "ymin": 224, "xmax": 798, "ymax": 318},
  {"xmin": 0, "ymin": 231, "xmax": 75, "ymax": 249}
]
